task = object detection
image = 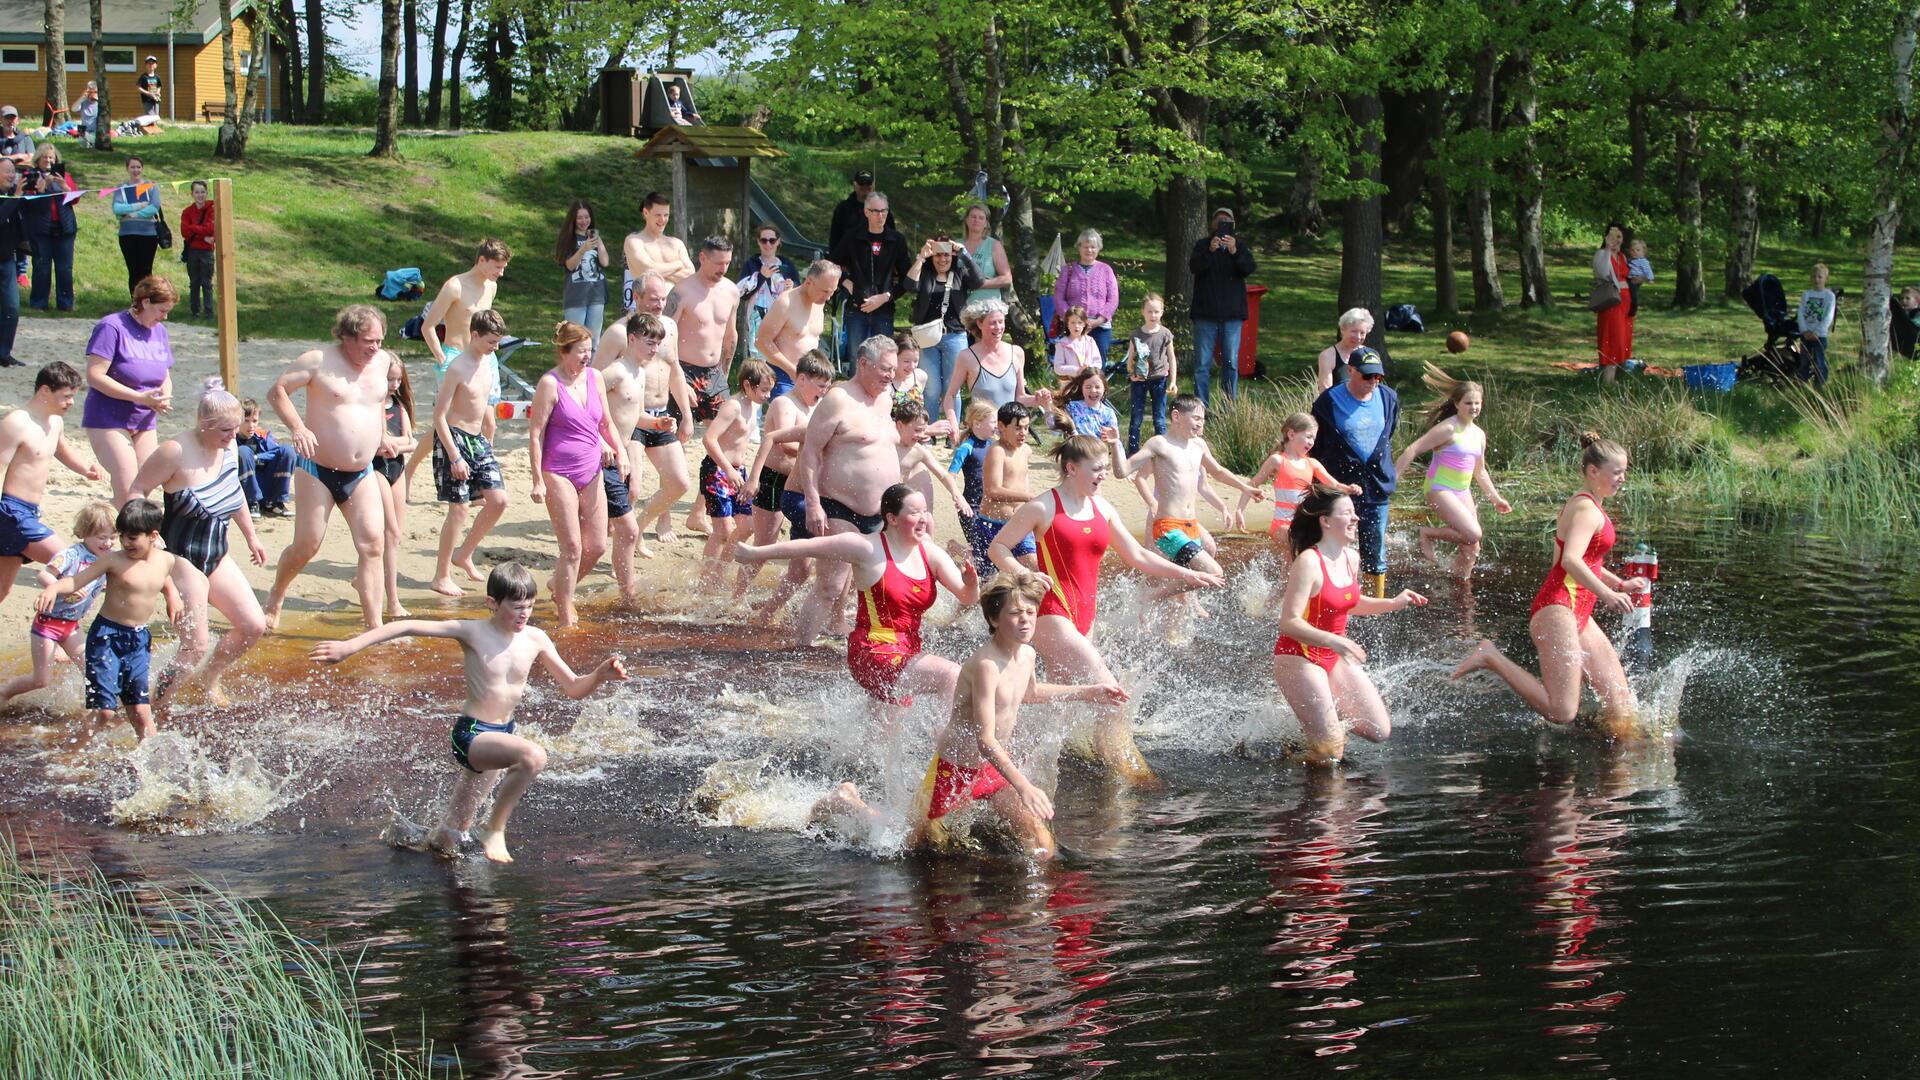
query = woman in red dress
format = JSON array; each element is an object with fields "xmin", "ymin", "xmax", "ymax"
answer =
[{"xmin": 1593, "ymin": 223, "xmax": 1632, "ymax": 383}]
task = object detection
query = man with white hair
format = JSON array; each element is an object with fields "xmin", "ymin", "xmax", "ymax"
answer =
[
  {"xmin": 828, "ymin": 191, "xmax": 909, "ymax": 365},
  {"xmin": 1317, "ymin": 307, "xmax": 1375, "ymax": 391}
]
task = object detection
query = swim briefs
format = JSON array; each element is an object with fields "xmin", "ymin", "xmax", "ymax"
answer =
[
  {"xmin": 31, "ymin": 614, "xmax": 80, "ymax": 642},
  {"xmin": 818, "ymin": 495, "xmax": 883, "ymax": 535},
  {"xmin": 294, "ymin": 454, "xmax": 373, "ymax": 506},
  {"xmin": 779, "ymin": 488, "xmax": 812, "ymax": 540},
  {"xmin": 633, "ymin": 407, "xmax": 677, "ymax": 449},
  {"xmin": 450, "ymin": 714, "xmax": 516, "ymax": 772}
]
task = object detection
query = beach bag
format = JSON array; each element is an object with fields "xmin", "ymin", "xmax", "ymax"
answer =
[
  {"xmin": 155, "ymin": 219, "xmax": 172, "ymax": 250},
  {"xmin": 377, "ymin": 267, "xmax": 425, "ymax": 302},
  {"xmin": 1384, "ymin": 303, "xmax": 1424, "ymax": 333},
  {"xmin": 1587, "ymin": 276, "xmax": 1621, "ymax": 313}
]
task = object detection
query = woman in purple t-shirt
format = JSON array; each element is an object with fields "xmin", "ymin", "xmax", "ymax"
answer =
[{"xmin": 84, "ymin": 275, "xmax": 178, "ymax": 503}]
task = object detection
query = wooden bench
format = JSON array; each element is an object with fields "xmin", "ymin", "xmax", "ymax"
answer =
[{"xmin": 201, "ymin": 102, "xmax": 266, "ymax": 123}]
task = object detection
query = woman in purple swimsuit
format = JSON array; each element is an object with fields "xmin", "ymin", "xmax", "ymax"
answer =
[
  {"xmin": 529, "ymin": 321, "xmax": 627, "ymax": 628},
  {"xmin": 84, "ymin": 275, "xmax": 178, "ymax": 504}
]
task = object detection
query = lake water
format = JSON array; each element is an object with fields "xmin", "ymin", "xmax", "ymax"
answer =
[{"xmin": 3, "ymin": 516, "xmax": 1916, "ymax": 1078}]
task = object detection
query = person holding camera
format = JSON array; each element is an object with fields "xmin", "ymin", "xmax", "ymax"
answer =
[
  {"xmin": 735, "ymin": 225, "xmax": 797, "ymax": 377},
  {"xmin": 905, "ymin": 235, "xmax": 981, "ymax": 417},
  {"xmin": 1188, "ymin": 208, "xmax": 1256, "ymax": 406},
  {"xmin": 0, "ymin": 157, "xmax": 26, "ymax": 367},
  {"xmin": 0, "ymin": 106, "xmax": 34, "ymax": 167},
  {"xmin": 556, "ymin": 200, "xmax": 608, "ymax": 342},
  {"xmin": 23, "ymin": 145, "xmax": 77, "ymax": 313}
]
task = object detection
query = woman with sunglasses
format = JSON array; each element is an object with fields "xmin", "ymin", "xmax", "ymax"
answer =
[{"xmin": 736, "ymin": 226, "xmax": 798, "ymax": 391}]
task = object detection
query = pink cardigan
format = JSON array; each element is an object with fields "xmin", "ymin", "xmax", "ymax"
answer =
[{"xmin": 1053, "ymin": 260, "xmax": 1120, "ymax": 324}]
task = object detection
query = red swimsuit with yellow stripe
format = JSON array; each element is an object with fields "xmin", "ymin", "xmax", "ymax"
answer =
[
  {"xmin": 1274, "ymin": 548, "xmax": 1360, "ymax": 673},
  {"xmin": 848, "ymin": 535, "xmax": 937, "ymax": 705},
  {"xmin": 1035, "ymin": 490, "xmax": 1111, "ymax": 635},
  {"xmin": 1529, "ymin": 492, "xmax": 1615, "ymax": 631}
]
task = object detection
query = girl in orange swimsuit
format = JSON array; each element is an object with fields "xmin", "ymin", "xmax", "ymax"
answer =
[
  {"xmin": 1272, "ymin": 486, "xmax": 1428, "ymax": 765},
  {"xmin": 1452, "ymin": 434, "xmax": 1647, "ymax": 738}
]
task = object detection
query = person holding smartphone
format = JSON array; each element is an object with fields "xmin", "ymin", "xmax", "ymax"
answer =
[
  {"xmin": 1187, "ymin": 208, "xmax": 1256, "ymax": 406},
  {"xmin": 556, "ymin": 200, "xmax": 608, "ymax": 342}
]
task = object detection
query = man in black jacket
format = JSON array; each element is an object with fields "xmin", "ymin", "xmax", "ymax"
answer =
[
  {"xmin": 829, "ymin": 191, "xmax": 910, "ymax": 365},
  {"xmin": 827, "ymin": 170, "xmax": 893, "ymax": 257},
  {"xmin": 1309, "ymin": 348, "xmax": 1398, "ymax": 597},
  {"xmin": 1188, "ymin": 208, "xmax": 1256, "ymax": 406},
  {"xmin": 0, "ymin": 159, "xmax": 25, "ymax": 367}
]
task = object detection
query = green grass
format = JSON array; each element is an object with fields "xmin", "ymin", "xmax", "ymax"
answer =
[{"xmin": 0, "ymin": 836, "xmax": 432, "ymax": 1079}]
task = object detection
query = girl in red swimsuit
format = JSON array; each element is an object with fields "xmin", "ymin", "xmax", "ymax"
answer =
[
  {"xmin": 1452, "ymin": 434, "xmax": 1647, "ymax": 738},
  {"xmin": 983, "ymin": 434, "xmax": 1221, "ymax": 786},
  {"xmin": 734, "ymin": 483, "xmax": 978, "ymax": 728},
  {"xmin": 1272, "ymin": 487, "xmax": 1428, "ymax": 765}
]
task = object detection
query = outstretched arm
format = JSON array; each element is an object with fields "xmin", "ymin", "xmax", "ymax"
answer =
[
  {"xmin": 926, "ymin": 544, "xmax": 980, "ymax": 606},
  {"xmin": 985, "ymin": 498, "xmax": 1050, "ymax": 579},
  {"xmin": 309, "ymin": 619, "xmax": 465, "ymax": 664},
  {"xmin": 733, "ymin": 531, "xmax": 871, "ymax": 566},
  {"xmin": 58, "ymin": 436, "xmax": 105, "ymax": 483},
  {"xmin": 1392, "ymin": 422, "xmax": 1452, "ymax": 479},
  {"xmin": 537, "ymin": 638, "xmax": 629, "ymax": 699},
  {"xmin": 1106, "ymin": 501, "xmax": 1221, "ymax": 588}
]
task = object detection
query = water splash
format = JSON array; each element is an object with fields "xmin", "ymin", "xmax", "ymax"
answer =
[{"xmin": 108, "ymin": 732, "xmax": 311, "ymax": 833}]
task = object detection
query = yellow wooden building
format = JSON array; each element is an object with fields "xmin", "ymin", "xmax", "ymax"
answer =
[{"xmin": 0, "ymin": 1, "xmax": 285, "ymax": 124}]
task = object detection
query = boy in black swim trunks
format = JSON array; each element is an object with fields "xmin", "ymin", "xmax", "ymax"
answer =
[
  {"xmin": 309, "ymin": 563, "xmax": 627, "ymax": 864},
  {"xmin": 699, "ymin": 360, "xmax": 774, "ymax": 597},
  {"xmin": 429, "ymin": 310, "xmax": 510, "ymax": 598},
  {"xmin": 39, "ymin": 499, "xmax": 177, "ymax": 740}
]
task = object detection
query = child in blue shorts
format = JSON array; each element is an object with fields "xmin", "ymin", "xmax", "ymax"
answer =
[{"xmin": 38, "ymin": 499, "xmax": 176, "ymax": 739}]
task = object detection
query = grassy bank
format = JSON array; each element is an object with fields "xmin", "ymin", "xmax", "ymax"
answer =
[{"xmin": 0, "ymin": 838, "xmax": 430, "ymax": 1079}]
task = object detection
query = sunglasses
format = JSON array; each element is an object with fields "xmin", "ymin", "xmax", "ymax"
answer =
[
  {"xmin": 1362, "ymin": 373, "xmax": 1385, "ymax": 382},
  {"xmin": 758, "ymin": 237, "xmax": 778, "ymax": 244}
]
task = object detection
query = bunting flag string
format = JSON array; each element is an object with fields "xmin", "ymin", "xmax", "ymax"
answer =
[{"xmin": 0, "ymin": 177, "xmax": 233, "ymax": 203}]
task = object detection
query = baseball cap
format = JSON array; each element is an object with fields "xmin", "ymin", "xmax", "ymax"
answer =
[
  {"xmin": 1351, "ymin": 347, "xmax": 1385, "ymax": 377},
  {"xmin": 0, "ymin": 106, "xmax": 17, "ymax": 118},
  {"xmin": 1212, "ymin": 207, "xmax": 1236, "ymax": 222},
  {"xmin": 853, "ymin": 169, "xmax": 874, "ymax": 185},
  {"xmin": 145, "ymin": 55, "xmax": 158, "ymax": 62}
]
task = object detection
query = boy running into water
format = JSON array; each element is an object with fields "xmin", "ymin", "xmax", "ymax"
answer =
[
  {"xmin": 892, "ymin": 401, "xmax": 973, "ymax": 528},
  {"xmin": 700, "ymin": 359, "xmax": 774, "ymax": 596},
  {"xmin": 977, "ymin": 402, "xmax": 1039, "ymax": 573},
  {"xmin": 812, "ymin": 572, "xmax": 1128, "ymax": 859},
  {"xmin": 742, "ymin": 350, "xmax": 835, "ymax": 619},
  {"xmin": 0, "ymin": 501, "xmax": 116, "ymax": 708},
  {"xmin": 309, "ymin": 563, "xmax": 627, "ymax": 864},
  {"xmin": 1120, "ymin": 394, "xmax": 1265, "ymax": 610},
  {"xmin": 429, "ymin": 310, "xmax": 509, "ymax": 597},
  {"xmin": 0, "ymin": 363, "xmax": 105, "ymax": 607},
  {"xmin": 39, "ymin": 499, "xmax": 176, "ymax": 739}
]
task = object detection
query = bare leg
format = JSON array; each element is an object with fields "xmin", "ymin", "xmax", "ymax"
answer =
[
  {"xmin": 379, "ymin": 474, "xmax": 410, "ymax": 616},
  {"xmin": 195, "ymin": 556, "xmax": 267, "ymax": 705},
  {"xmin": 987, "ymin": 786, "xmax": 1057, "ymax": 861},
  {"xmin": 610, "ymin": 510, "xmax": 640, "ymax": 603},
  {"xmin": 574, "ymin": 477, "xmax": 609, "ymax": 582},
  {"xmin": 1426, "ymin": 489, "xmax": 1484, "ymax": 580},
  {"xmin": 1273, "ymin": 654, "xmax": 1344, "ymax": 765},
  {"xmin": 263, "ymin": 469, "xmax": 336, "ymax": 630},
  {"xmin": 88, "ymin": 428, "xmax": 155, "ymax": 506},
  {"xmin": 430, "ymin": 770, "xmax": 501, "ymax": 854},
  {"xmin": 0, "ymin": 635, "xmax": 61, "ymax": 706},
  {"xmin": 454, "ymin": 488, "xmax": 509, "ymax": 582},
  {"xmin": 462, "ymin": 732, "xmax": 549, "ymax": 864},
  {"xmin": 808, "ymin": 781, "xmax": 882, "ymax": 834},
  {"xmin": 339, "ymin": 475, "xmax": 389, "ymax": 630},
  {"xmin": 543, "ymin": 475, "xmax": 585, "ymax": 628},
  {"xmin": 635, "ymin": 442, "xmax": 690, "ymax": 545},
  {"xmin": 129, "ymin": 702, "xmax": 155, "ymax": 740},
  {"xmin": 431, "ymin": 502, "xmax": 471, "ymax": 596},
  {"xmin": 794, "ymin": 519, "xmax": 859, "ymax": 647},
  {"xmin": 0, "ymin": 555, "xmax": 21, "ymax": 607},
  {"xmin": 1031, "ymin": 614, "xmax": 1156, "ymax": 786},
  {"xmin": 1329, "ymin": 657, "xmax": 1392, "ymax": 744},
  {"xmin": 1577, "ymin": 618, "xmax": 1640, "ymax": 738},
  {"xmin": 1452, "ymin": 606, "xmax": 1586, "ymax": 726},
  {"xmin": 154, "ymin": 560, "xmax": 212, "ymax": 716}
]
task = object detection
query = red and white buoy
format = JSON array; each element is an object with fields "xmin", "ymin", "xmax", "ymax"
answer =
[{"xmin": 1621, "ymin": 542, "xmax": 1658, "ymax": 671}]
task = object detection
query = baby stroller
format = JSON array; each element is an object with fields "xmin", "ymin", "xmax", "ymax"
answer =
[{"xmin": 1739, "ymin": 274, "xmax": 1802, "ymax": 384}]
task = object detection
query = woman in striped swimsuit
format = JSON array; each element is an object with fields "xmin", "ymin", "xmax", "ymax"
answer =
[
  {"xmin": 1392, "ymin": 367, "xmax": 1511, "ymax": 580},
  {"xmin": 128, "ymin": 378, "xmax": 268, "ymax": 710}
]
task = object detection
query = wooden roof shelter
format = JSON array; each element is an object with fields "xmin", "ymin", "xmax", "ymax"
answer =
[{"xmin": 635, "ymin": 125, "xmax": 787, "ymax": 252}]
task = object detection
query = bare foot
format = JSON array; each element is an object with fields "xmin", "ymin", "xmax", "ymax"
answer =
[
  {"xmin": 651, "ymin": 529, "xmax": 678, "ymax": 545},
  {"xmin": 620, "ymin": 589, "xmax": 640, "ymax": 607},
  {"xmin": 427, "ymin": 825, "xmax": 463, "ymax": 857},
  {"xmin": 1451, "ymin": 639, "xmax": 1497, "ymax": 680},
  {"xmin": 555, "ymin": 610, "xmax": 580, "ymax": 630},
  {"xmin": 478, "ymin": 828, "xmax": 514, "ymax": 863},
  {"xmin": 204, "ymin": 683, "xmax": 232, "ymax": 709},
  {"xmin": 429, "ymin": 576, "xmax": 464, "ymax": 597},
  {"xmin": 683, "ymin": 513, "xmax": 711, "ymax": 537},
  {"xmin": 455, "ymin": 555, "xmax": 486, "ymax": 582},
  {"xmin": 809, "ymin": 781, "xmax": 876, "ymax": 828},
  {"xmin": 1418, "ymin": 529, "xmax": 1439, "ymax": 568},
  {"xmin": 637, "ymin": 539, "xmax": 656, "ymax": 559},
  {"xmin": 387, "ymin": 602, "xmax": 413, "ymax": 618},
  {"xmin": 262, "ymin": 599, "xmax": 283, "ymax": 631}
]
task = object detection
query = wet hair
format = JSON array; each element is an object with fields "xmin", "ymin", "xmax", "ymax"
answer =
[
  {"xmin": 72, "ymin": 500, "xmax": 116, "ymax": 539},
  {"xmin": 197, "ymin": 377, "xmax": 242, "ymax": 425},
  {"xmin": 996, "ymin": 401, "xmax": 1030, "ymax": 428},
  {"xmin": 487, "ymin": 561, "xmax": 538, "ymax": 603},
  {"xmin": 1267, "ymin": 412, "xmax": 1318, "ymax": 457},
  {"xmin": 333, "ymin": 304, "xmax": 385, "ymax": 341},
  {"xmin": 476, "ymin": 237, "xmax": 511, "ymax": 263},
  {"xmin": 1420, "ymin": 363, "xmax": 1483, "ymax": 428},
  {"xmin": 805, "ymin": 259, "xmax": 841, "ymax": 283},
  {"xmin": 34, "ymin": 361, "xmax": 83, "ymax": 393},
  {"xmin": 624, "ymin": 310, "xmax": 667, "ymax": 342},
  {"xmin": 1169, "ymin": 393, "xmax": 1204, "ymax": 416},
  {"xmin": 738, "ymin": 358, "xmax": 774, "ymax": 389},
  {"xmin": 963, "ymin": 400, "xmax": 997, "ymax": 432},
  {"xmin": 891, "ymin": 400, "xmax": 929, "ymax": 425},
  {"xmin": 1288, "ymin": 485, "xmax": 1351, "ymax": 557},
  {"xmin": 700, "ymin": 234, "xmax": 733, "ymax": 254},
  {"xmin": 1338, "ymin": 307, "xmax": 1373, "ymax": 331},
  {"xmin": 980, "ymin": 571, "xmax": 1048, "ymax": 630},
  {"xmin": 116, "ymin": 498, "xmax": 163, "ymax": 537},
  {"xmin": 879, "ymin": 483, "xmax": 919, "ymax": 521},
  {"xmin": 1050, "ymin": 433, "xmax": 1107, "ymax": 471},
  {"xmin": 129, "ymin": 275, "xmax": 177, "ymax": 313},
  {"xmin": 1579, "ymin": 431, "xmax": 1628, "ymax": 471},
  {"xmin": 555, "ymin": 199, "xmax": 596, "ymax": 264},
  {"xmin": 470, "ymin": 308, "xmax": 507, "ymax": 337},
  {"xmin": 855, "ymin": 335, "xmax": 898, "ymax": 369},
  {"xmin": 796, "ymin": 351, "xmax": 833, "ymax": 381},
  {"xmin": 553, "ymin": 321, "xmax": 593, "ymax": 354},
  {"xmin": 642, "ymin": 191, "xmax": 670, "ymax": 212}
]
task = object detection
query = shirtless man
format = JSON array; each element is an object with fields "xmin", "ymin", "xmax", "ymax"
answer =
[
  {"xmin": 1119, "ymin": 394, "xmax": 1264, "ymax": 608},
  {"xmin": 407, "ymin": 238, "xmax": 509, "ymax": 486},
  {"xmin": 672, "ymin": 236, "xmax": 741, "ymax": 535},
  {"xmin": 602, "ymin": 312, "xmax": 690, "ymax": 584},
  {"xmin": 754, "ymin": 259, "xmax": 842, "ymax": 399},
  {"xmin": 791, "ymin": 335, "xmax": 903, "ymax": 647},
  {"xmin": 622, "ymin": 192, "xmax": 695, "ymax": 305},
  {"xmin": 595, "ymin": 270, "xmax": 677, "ymax": 372},
  {"xmin": 0, "ymin": 363, "xmax": 105, "ymax": 607},
  {"xmin": 811, "ymin": 572, "xmax": 1127, "ymax": 859},
  {"xmin": 742, "ymin": 350, "xmax": 834, "ymax": 619},
  {"xmin": 263, "ymin": 305, "xmax": 404, "ymax": 631}
]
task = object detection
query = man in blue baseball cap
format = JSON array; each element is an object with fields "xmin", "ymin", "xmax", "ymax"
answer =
[{"xmin": 1308, "ymin": 346, "xmax": 1398, "ymax": 596}]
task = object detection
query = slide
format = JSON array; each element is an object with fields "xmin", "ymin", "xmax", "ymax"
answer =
[{"xmin": 744, "ymin": 176, "xmax": 826, "ymax": 262}]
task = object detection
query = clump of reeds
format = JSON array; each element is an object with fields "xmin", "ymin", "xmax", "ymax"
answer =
[
  {"xmin": 1192, "ymin": 374, "xmax": 1321, "ymax": 474},
  {"xmin": 0, "ymin": 838, "xmax": 433, "ymax": 1080}
]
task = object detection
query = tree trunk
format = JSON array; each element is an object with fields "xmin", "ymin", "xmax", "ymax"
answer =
[
  {"xmin": 1287, "ymin": 148, "xmax": 1325, "ymax": 238},
  {"xmin": 216, "ymin": 9, "xmax": 267, "ymax": 159},
  {"xmin": 1340, "ymin": 91, "xmax": 1387, "ymax": 355},
  {"xmin": 1861, "ymin": 3, "xmax": 1920, "ymax": 384},
  {"xmin": 304, "ymin": 0, "xmax": 325, "ymax": 121},
  {"xmin": 1107, "ymin": 0, "xmax": 1208, "ymax": 313},
  {"xmin": 1426, "ymin": 87, "xmax": 1458, "ymax": 315},
  {"xmin": 278, "ymin": 0, "xmax": 303, "ymax": 123},
  {"xmin": 1670, "ymin": 0, "xmax": 1707, "ymax": 308},
  {"xmin": 1627, "ymin": 0, "xmax": 1648, "ymax": 205},
  {"xmin": 934, "ymin": 35, "xmax": 982, "ymax": 185},
  {"xmin": 448, "ymin": 0, "xmax": 470, "ymax": 130},
  {"xmin": 1467, "ymin": 43, "xmax": 1503, "ymax": 311},
  {"xmin": 402, "ymin": 0, "xmax": 420, "ymax": 125},
  {"xmin": 1723, "ymin": 160, "xmax": 1759, "ymax": 300},
  {"xmin": 480, "ymin": 12, "xmax": 514, "ymax": 131},
  {"xmin": 426, "ymin": 0, "xmax": 449, "ymax": 126},
  {"xmin": 371, "ymin": 0, "xmax": 401, "ymax": 157},
  {"xmin": 1507, "ymin": 27, "xmax": 1551, "ymax": 308},
  {"xmin": 88, "ymin": 0, "xmax": 110, "ymax": 150},
  {"xmin": 43, "ymin": 0, "xmax": 65, "ymax": 128}
]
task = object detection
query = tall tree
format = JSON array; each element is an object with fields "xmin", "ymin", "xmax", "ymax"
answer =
[
  {"xmin": 1506, "ymin": 9, "xmax": 1551, "ymax": 308},
  {"xmin": 1339, "ymin": 89, "xmax": 1386, "ymax": 351},
  {"xmin": 1108, "ymin": 0, "xmax": 1212, "ymax": 316},
  {"xmin": 214, "ymin": 4, "xmax": 267, "ymax": 159},
  {"xmin": 447, "ymin": 0, "xmax": 470, "ymax": 129},
  {"xmin": 278, "ymin": 0, "xmax": 304, "ymax": 123},
  {"xmin": 479, "ymin": 11, "xmax": 514, "ymax": 130},
  {"xmin": 1466, "ymin": 42, "xmax": 1504, "ymax": 310},
  {"xmin": 426, "ymin": 0, "xmax": 449, "ymax": 126},
  {"xmin": 371, "ymin": 0, "xmax": 401, "ymax": 157},
  {"xmin": 43, "ymin": 0, "xmax": 65, "ymax": 127},
  {"xmin": 304, "ymin": 0, "xmax": 325, "ymax": 120},
  {"xmin": 402, "ymin": 0, "xmax": 421, "ymax": 125},
  {"xmin": 1668, "ymin": 0, "xmax": 1708, "ymax": 308},
  {"xmin": 1861, "ymin": 2, "xmax": 1920, "ymax": 383},
  {"xmin": 87, "ymin": 0, "xmax": 109, "ymax": 150},
  {"xmin": 1426, "ymin": 86, "xmax": 1458, "ymax": 315}
]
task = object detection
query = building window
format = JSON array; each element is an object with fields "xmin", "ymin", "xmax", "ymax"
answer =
[
  {"xmin": 65, "ymin": 48, "xmax": 88, "ymax": 70},
  {"xmin": 0, "ymin": 46, "xmax": 38, "ymax": 72},
  {"xmin": 101, "ymin": 48, "xmax": 135, "ymax": 72}
]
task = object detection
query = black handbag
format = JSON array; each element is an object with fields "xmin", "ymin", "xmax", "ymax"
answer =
[{"xmin": 156, "ymin": 219, "xmax": 173, "ymax": 250}]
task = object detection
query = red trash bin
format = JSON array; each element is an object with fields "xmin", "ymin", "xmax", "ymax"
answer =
[{"xmin": 1238, "ymin": 285, "xmax": 1269, "ymax": 376}]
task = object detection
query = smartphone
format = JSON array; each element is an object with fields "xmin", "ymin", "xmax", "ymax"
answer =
[{"xmin": 1214, "ymin": 220, "xmax": 1234, "ymax": 239}]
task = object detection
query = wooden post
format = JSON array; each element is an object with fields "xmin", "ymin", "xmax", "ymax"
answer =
[
  {"xmin": 671, "ymin": 153, "xmax": 689, "ymax": 244},
  {"xmin": 214, "ymin": 178, "xmax": 239, "ymax": 390}
]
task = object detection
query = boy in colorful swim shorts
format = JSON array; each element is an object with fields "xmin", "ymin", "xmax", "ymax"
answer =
[
  {"xmin": 1118, "ymin": 394, "xmax": 1263, "ymax": 616},
  {"xmin": 810, "ymin": 572, "xmax": 1128, "ymax": 859},
  {"xmin": 429, "ymin": 310, "xmax": 510, "ymax": 598},
  {"xmin": 700, "ymin": 359, "xmax": 774, "ymax": 596},
  {"xmin": 0, "ymin": 501, "xmax": 117, "ymax": 708},
  {"xmin": 39, "ymin": 499, "xmax": 177, "ymax": 740},
  {"xmin": 309, "ymin": 562, "xmax": 627, "ymax": 864}
]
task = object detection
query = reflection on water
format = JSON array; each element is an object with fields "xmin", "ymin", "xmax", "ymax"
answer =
[{"xmin": 4, "ymin": 523, "xmax": 1920, "ymax": 1075}]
